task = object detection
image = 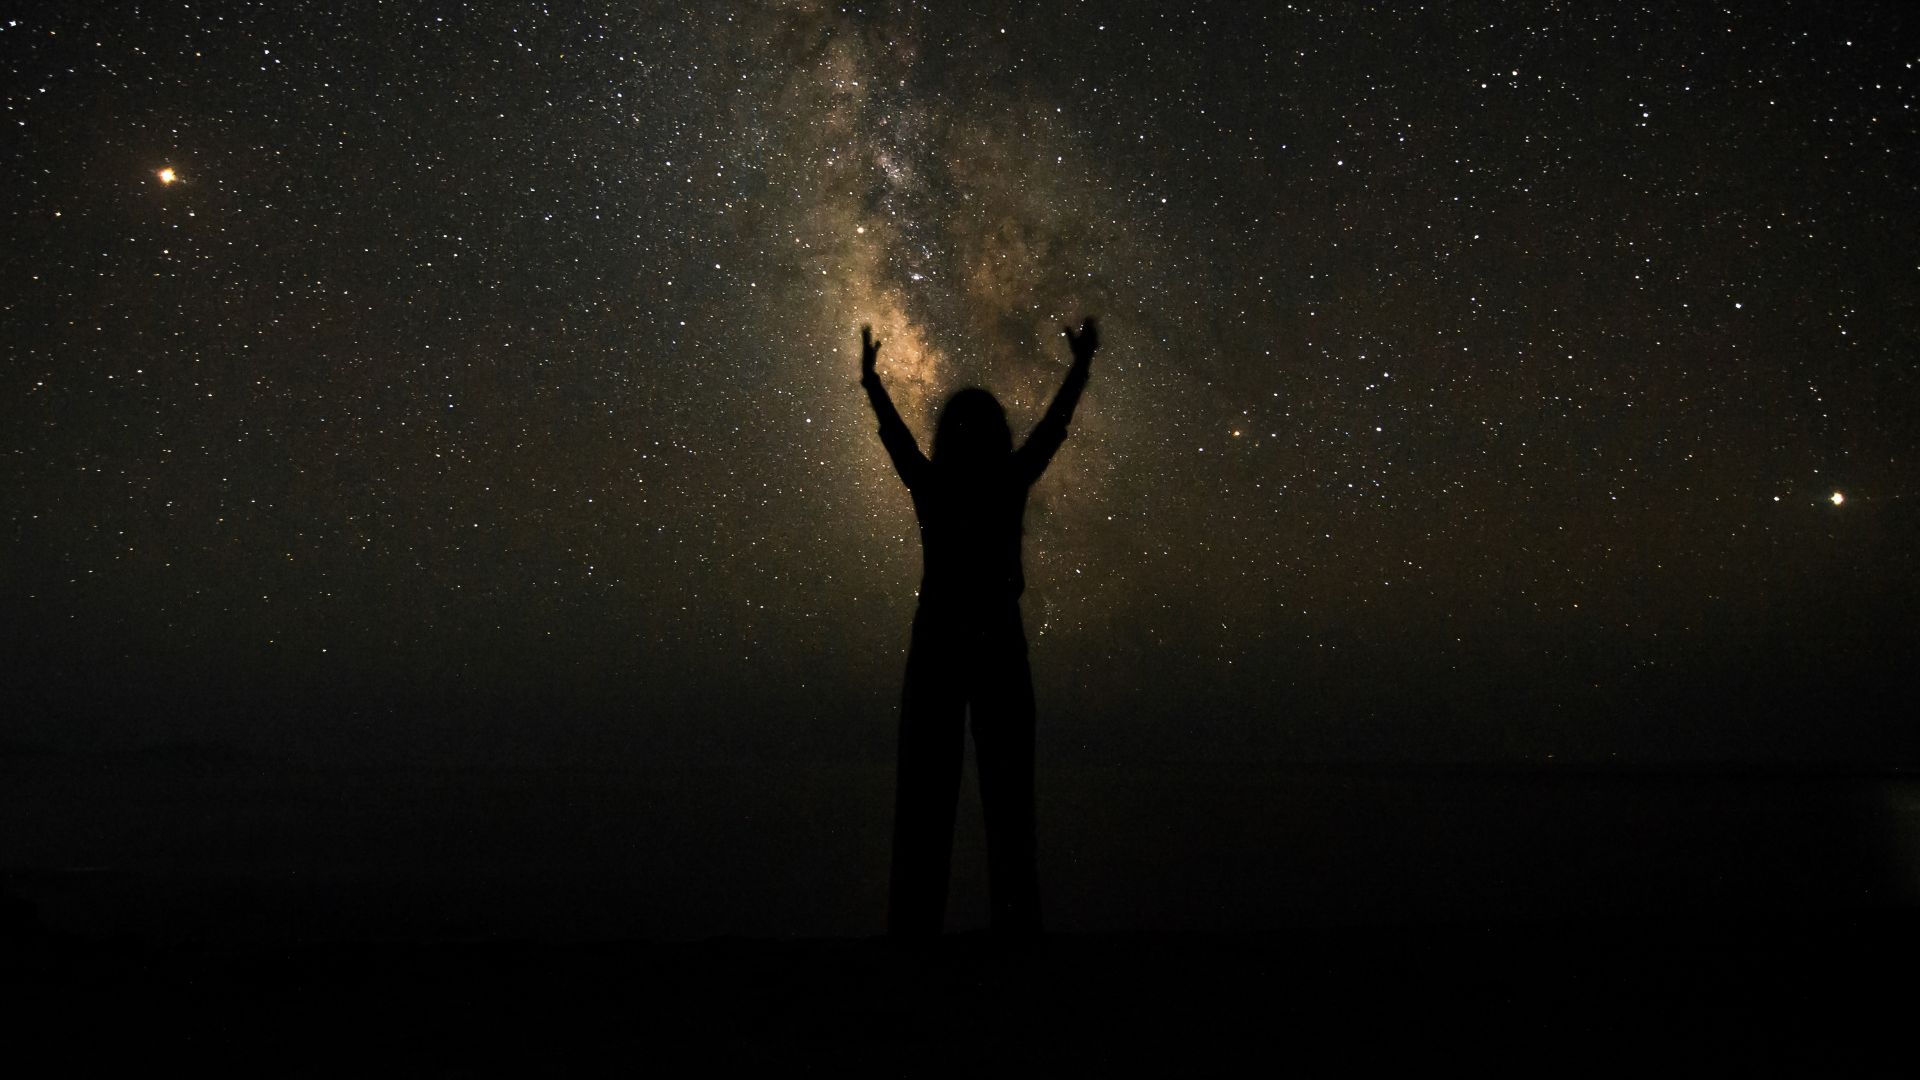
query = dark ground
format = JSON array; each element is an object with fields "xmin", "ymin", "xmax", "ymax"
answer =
[
  {"xmin": 8, "ymin": 763, "xmax": 1919, "ymax": 1071},
  {"xmin": 6, "ymin": 911, "xmax": 1917, "ymax": 1073}
]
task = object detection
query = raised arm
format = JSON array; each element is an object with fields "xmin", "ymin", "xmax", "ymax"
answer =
[
  {"xmin": 1014, "ymin": 316, "xmax": 1099, "ymax": 484},
  {"xmin": 859, "ymin": 325, "xmax": 930, "ymax": 488}
]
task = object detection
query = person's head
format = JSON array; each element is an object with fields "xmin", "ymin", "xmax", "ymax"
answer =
[{"xmin": 932, "ymin": 387, "xmax": 1012, "ymax": 465}]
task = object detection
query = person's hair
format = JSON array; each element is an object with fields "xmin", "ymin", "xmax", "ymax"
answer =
[{"xmin": 932, "ymin": 387, "xmax": 1012, "ymax": 464}]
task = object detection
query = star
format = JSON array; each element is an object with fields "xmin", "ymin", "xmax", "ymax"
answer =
[
  {"xmin": 156, "ymin": 167, "xmax": 178, "ymax": 185},
  {"xmin": 1830, "ymin": 491, "xmax": 1845, "ymax": 506}
]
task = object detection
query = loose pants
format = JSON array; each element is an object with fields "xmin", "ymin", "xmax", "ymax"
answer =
[{"xmin": 887, "ymin": 601, "xmax": 1041, "ymax": 939}]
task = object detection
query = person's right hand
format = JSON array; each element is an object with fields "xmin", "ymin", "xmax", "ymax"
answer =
[
  {"xmin": 861, "ymin": 325, "xmax": 882, "ymax": 378},
  {"xmin": 1064, "ymin": 316, "xmax": 1100, "ymax": 362}
]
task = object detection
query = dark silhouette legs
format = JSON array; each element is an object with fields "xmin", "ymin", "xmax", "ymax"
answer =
[
  {"xmin": 889, "ymin": 625, "xmax": 966, "ymax": 939},
  {"xmin": 888, "ymin": 605, "xmax": 1042, "ymax": 941},
  {"xmin": 973, "ymin": 646, "xmax": 1040, "ymax": 939}
]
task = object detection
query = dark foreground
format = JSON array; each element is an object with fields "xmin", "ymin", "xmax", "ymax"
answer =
[
  {"xmin": 8, "ymin": 909, "xmax": 1916, "ymax": 1073},
  {"xmin": 9, "ymin": 762, "xmax": 1919, "ymax": 1069}
]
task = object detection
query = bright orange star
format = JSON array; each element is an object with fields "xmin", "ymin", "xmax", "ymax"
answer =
[{"xmin": 156, "ymin": 167, "xmax": 178, "ymax": 185}]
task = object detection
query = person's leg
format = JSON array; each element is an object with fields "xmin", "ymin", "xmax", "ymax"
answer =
[
  {"xmin": 888, "ymin": 611, "xmax": 967, "ymax": 940},
  {"xmin": 972, "ymin": 610, "xmax": 1042, "ymax": 940}
]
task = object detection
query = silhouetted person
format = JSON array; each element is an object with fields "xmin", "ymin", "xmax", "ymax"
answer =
[{"xmin": 860, "ymin": 318, "xmax": 1099, "ymax": 942}]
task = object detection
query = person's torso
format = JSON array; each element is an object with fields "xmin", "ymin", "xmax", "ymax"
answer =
[{"xmin": 910, "ymin": 461, "xmax": 1031, "ymax": 603}]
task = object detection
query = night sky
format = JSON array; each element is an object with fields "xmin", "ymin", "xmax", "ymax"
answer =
[{"xmin": 6, "ymin": 2, "xmax": 1917, "ymax": 772}]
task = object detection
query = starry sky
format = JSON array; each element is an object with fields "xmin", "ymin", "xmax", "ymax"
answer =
[{"xmin": 6, "ymin": 1, "xmax": 1918, "ymax": 768}]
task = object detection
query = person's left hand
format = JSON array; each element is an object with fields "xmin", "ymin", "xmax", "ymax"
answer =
[
  {"xmin": 1064, "ymin": 316, "xmax": 1100, "ymax": 361},
  {"xmin": 861, "ymin": 325, "xmax": 883, "ymax": 378}
]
